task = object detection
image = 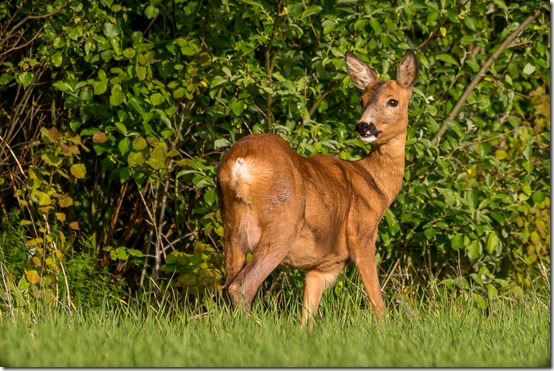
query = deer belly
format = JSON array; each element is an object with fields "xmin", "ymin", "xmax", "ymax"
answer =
[{"xmin": 279, "ymin": 227, "xmax": 347, "ymax": 270}]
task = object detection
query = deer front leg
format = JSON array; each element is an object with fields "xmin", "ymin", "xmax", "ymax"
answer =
[
  {"xmin": 349, "ymin": 236, "xmax": 385, "ymax": 319},
  {"xmin": 301, "ymin": 269, "xmax": 342, "ymax": 331}
]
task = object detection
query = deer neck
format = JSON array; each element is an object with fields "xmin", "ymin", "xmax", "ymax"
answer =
[{"xmin": 360, "ymin": 136, "xmax": 406, "ymax": 206}]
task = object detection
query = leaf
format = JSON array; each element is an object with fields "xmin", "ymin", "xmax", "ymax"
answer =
[
  {"xmin": 463, "ymin": 16, "xmax": 477, "ymax": 31},
  {"xmin": 221, "ymin": 66, "xmax": 232, "ymax": 77},
  {"xmin": 114, "ymin": 121, "xmax": 127, "ymax": 133},
  {"xmin": 123, "ymin": 47, "xmax": 136, "ymax": 59},
  {"xmin": 32, "ymin": 191, "xmax": 52, "ymax": 206},
  {"xmin": 203, "ymin": 188, "xmax": 217, "ymax": 206},
  {"xmin": 116, "ymin": 247, "xmax": 128, "ymax": 260},
  {"xmin": 302, "ymin": 5, "xmax": 322, "ymax": 18},
  {"xmin": 127, "ymin": 152, "xmax": 145, "ymax": 167},
  {"xmin": 486, "ymin": 231, "xmax": 501, "ymax": 255},
  {"xmin": 214, "ymin": 138, "xmax": 231, "ymax": 149},
  {"xmin": 25, "ymin": 269, "xmax": 41, "ymax": 284},
  {"xmin": 93, "ymin": 131, "xmax": 108, "ymax": 143},
  {"xmin": 451, "ymin": 235, "xmax": 464, "ymax": 250},
  {"xmin": 93, "ymin": 79, "xmax": 108, "ymax": 95},
  {"xmin": 150, "ymin": 92, "xmax": 165, "ymax": 106},
  {"xmin": 132, "ymin": 136, "xmax": 148, "ymax": 151},
  {"xmin": 110, "ymin": 84, "xmax": 125, "ymax": 106},
  {"xmin": 423, "ymin": 228, "xmax": 436, "ymax": 239},
  {"xmin": 32, "ymin": 256, "xmax": 42, "ymax": 267},
  {"xmin": 52, "ymin": 52, "xmax": 63, "ymax": 67},
  {"xmin": 0, "ymin": 73, "xmax": 13, "ymax": 85},
  {"xmin": 490, "ymin": 212, "xmax": 507, "ymax": 225},
  {"xmin": 495, "ymin": 149, "xmax": 507, "ymax": 160},
  {"xmin": 472, "ymin": 292, "xmax": 488, "ymax": 309},
  {"xmin": 41, "ymin": 153, "xmax": 63, "ymax": 167},
  {"xmin": 58, "ymin": 195, "xmax": 74, "ymax": 208},
  {"xmin": 70, "ymin": 163, "xmax": 86, "ymax": 179},
  {"xmin": 52, "ymin": 80, "xmax": 71, "ymax": 92},
  {"xmin": 145, "ymin": 5, "xmax": 159, "ymax": 19},
  {"xmin": 79, "ymin": 87, "xmax": 93, "ymax": 102},
  {"xmin": 466, "ymin": 240, "xmax": 481, "ymax": 261},
  {"xmin": 369, "ymin": 18, "xmax": 381, "ymax": 33},
  {"xmin": 147, "ymin": 144, "xmax": 167, "ymax": 170},
  {"xmin": 384, "ymin": 209, "xmax": 400, "ymax": 236},
  {"xmin": 17, "ymin": 72, "xmax": 34, "ymax": 88},
  {"xmin": 26, "ymin": 237, "xmax": 43, "ymax": 247},
  {"xmin": 136, "ymin": 64, "xmax": 147, "ymax": 81},
  {"xmin": 523, "ymin": 63, "xmax": 536, "ymax": 75},
  {"xmin": 173, "ymin": 88, "xmax": 187, "ymax": 99},
  {"xmin": 230, "ymin": 100, "xmax": 245, "ymax": 115},
  {"xmin": 127, "ymin": 249, "xmax": 143, "ymax": 257},
  {"xmin": 118, "ymin": 137, "xmax": 132, "ymax": 155},
  {"xmin": 103, "ymin": 22, "xmax": 119, "ymax": 38},
  {"xmin": 69, "ymin": 221, "xmax": 80, "ymax": 230},
  {"xmin": 486, "ymin": 284, "xmax": 498, "ymax": 300},
  {"xmin": 436, "ymin": 53, "xmax": 459, "ymax": 66}
]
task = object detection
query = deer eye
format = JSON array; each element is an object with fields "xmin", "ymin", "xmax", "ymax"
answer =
[{"xmin": 387, "ymin": 99, "xmax": 399, "ymax": 107}]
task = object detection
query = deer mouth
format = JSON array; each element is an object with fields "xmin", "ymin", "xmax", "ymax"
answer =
[{"xmin": 356, "ymin": 122, "xmax": 382, "ymax": 142}]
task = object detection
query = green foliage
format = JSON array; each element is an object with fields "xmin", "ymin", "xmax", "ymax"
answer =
[
  {"xmin": 0, "ymin": 218, "xmax": 126, "ymax": 315},
  {"xmin": 0, "ymin": 0, "xmax": 549, "ymax": 307}
]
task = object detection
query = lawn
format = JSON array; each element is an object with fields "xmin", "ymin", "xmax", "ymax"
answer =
[{"xmin": 0, "ymin": 289, "xmax": 549, "ymax": 367}]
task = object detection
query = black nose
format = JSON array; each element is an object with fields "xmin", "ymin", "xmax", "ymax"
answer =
[
  {"xmin": 356, "ymin": 122, "xmax": 381, "ymax": 137},
  {"xmin": 356, "ymin": 122, "xmax": 370, "ymax": 134}
]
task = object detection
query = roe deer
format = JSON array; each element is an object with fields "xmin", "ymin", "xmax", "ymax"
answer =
[{"xmin": 217, "ymin": 50, "xmax": 418, "ymax": 328}]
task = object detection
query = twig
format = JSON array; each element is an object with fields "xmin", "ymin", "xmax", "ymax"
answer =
[
  {"xmin": 295, "ymin": 69, "xmax": 308, "ymax": 151},
  {"xmin": 308, "ymin": 81, "xmax": 336, "ymax": 117},
  {"xmin": 264, "ymin": 0, "xmax": 283, "ymax": 132},
  {"xmin": 0, "ymin": 26, "xmax": 44, "ymax": 59},
  {"xmin": 0, "ymin": 135, "xmax": 27, "ymax": 179},
  {"xmin": 43, "ymin": 214, "xmax": 72, "ymax": 312},
  {"xmin": 0, "ymin": 246, "xmax": 16, "ymax": 320},
  {"xmin": 443, "ymin": 127, "xmax": 517, "ymax": 159},
  {"xmin": 0, "ymin": 4, "xmax": 68, "ymax": 50},
  {"xmin": 432, "ymin": 8, "xmax": 542, "ymax": 145}
]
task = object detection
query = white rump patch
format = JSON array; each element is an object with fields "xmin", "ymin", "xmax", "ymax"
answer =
[
  {"xmin": 231, "ymin": 157, "xmax": 253, "ymax": 202},
  {"xmin": 231, "ymin": 158, "xmax": 251, "ymax": 183}
]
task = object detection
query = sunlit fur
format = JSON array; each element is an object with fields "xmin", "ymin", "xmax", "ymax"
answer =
[{"xmin": 217, "ymin": 50, "xmax": 419, "ymax": 330}]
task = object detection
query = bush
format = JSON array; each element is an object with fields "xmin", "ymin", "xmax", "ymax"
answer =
[{"xmin": 0, "ymin": 0, "xmax": 549, "ymax": 307}]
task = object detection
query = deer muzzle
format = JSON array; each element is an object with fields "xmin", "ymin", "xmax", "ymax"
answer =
[{"xmin": 356, "ymin": 122, "xmax": 382, "ymax": 142}]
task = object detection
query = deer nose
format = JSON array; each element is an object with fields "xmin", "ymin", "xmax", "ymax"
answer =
[{"xmin": 356, "ymin": 122, "xmax": 381, "ymax": 137}]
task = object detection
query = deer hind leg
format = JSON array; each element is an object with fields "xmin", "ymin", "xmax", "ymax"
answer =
[
  {"xmin": 226, "ymin": 228, "xmax": 290, "ymax": 310},
  {"xmin": 223, "ymin": 234, "xmax": 246, "ymax": 290},
  {"xmin": 223, "ymin": 205, "xmax": 260, "ymax": 284},
  {"xmin": 301, "ymin": 269, "xmax": 342, "ymax": 331},
  {"xmin": 350, "ymin": 239, "xmax": 385, "ymax": 319}
]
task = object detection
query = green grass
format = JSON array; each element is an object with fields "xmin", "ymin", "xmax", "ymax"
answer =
[{"xmin": 0, "ymin": 290, "xmax": 550, "ymax": 367}]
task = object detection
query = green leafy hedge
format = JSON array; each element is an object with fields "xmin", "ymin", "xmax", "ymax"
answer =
[{"xmin": 0, "ymin": 0, "xmax": 549, "ymax": 308}]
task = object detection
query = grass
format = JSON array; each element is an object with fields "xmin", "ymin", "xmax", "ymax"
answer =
[{"xmin": 0, "ymin": 287, "xmax": 550, "ymax": 367}]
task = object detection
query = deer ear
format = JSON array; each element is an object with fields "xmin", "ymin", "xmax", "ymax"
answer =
[
  {"xmin": 345, "ymin": 51, "xmax": 378, "ymax": 90},
  {"xmin": 396, "ymin": 50, "xmax": 419, "ymax": 88}
]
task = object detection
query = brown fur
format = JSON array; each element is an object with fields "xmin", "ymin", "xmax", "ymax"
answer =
[{"xmin": 217, "ymin": 50, "xmax": 419, "ymax": 329}]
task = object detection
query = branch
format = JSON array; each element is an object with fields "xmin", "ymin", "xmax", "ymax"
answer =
[
  {"xmin": 264, "ymin": 0, "xmax": 283, "ymax": 132},
  {"xmin": 432, "ymin": 7, "xmax": 542, "ymax": 145},
  {"xmin": 0, "ymin": 135, "xmax": 27, "ymax": 179},
  {"xmin": 0, "ymin": 4, "xmax": 68, "ymax": 50},
  {"xmin": 308, "ymin": 82, "xmax": 336, "ymax": 117}
]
